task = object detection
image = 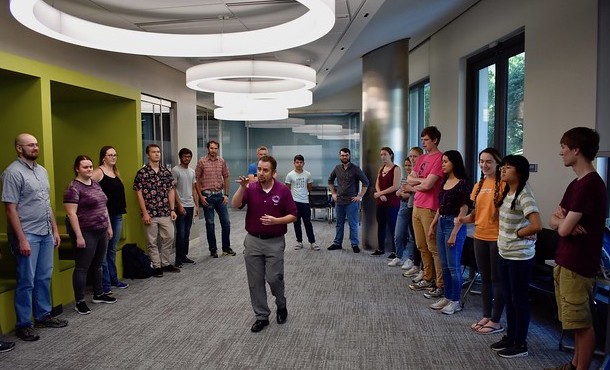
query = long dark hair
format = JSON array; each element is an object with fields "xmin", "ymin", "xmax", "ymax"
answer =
[
  {"xmin": 497, "ymin": 155, "xmax": 530, "ymax": 210},
  {"xmin": 98, "ymin": 145, "xmax": 121, "ymax": 178},
  {"xmin": 442, "ymin": 150, "xmax": 467, "ymax": 184},
  {"xmin": 473, "ymin": 147, "xmax": 502, "ymax": 210}
]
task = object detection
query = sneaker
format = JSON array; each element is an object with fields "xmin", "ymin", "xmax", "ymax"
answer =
[
  {"xmin": 409, "ymin": 279, "xmax": 434, "ymax": 291},
  {"xmin": 222, "ymin": 249, "xmax": 237, "ymax": 256},
  {"xmin": 351, "ymin": 245, "xmax": 360, "ymax": 253},
  {"xmin": 328, "ymin": 244, "xmax": 342, "ymax": 251},
  {"xmin": 387, "ymin": 252, "xmax": 397, "ymax": 259},
  {"xmin": 423, "ymin": 287, "xmax": 444, "ymax": 299},
  {"xmin": 175, "ymin": 262, "xmax": 184, "ymax": 268},
  {"xmin": 441, "ymin": 300, "xmax": 462, "ymax": 315},
  {"xmin": 16, "ymin": 326, "xmax": 39, "ymax": 342},
  {"xmin": 490, "ymin": 335, "xmax": 514, "ymax": 351},
  {"xmin": 211, "ymin": 251, "xmax": 219, "ymax": 258},
  {"xmin": 103, "ymin": 290, "xmax": 113, "ymax": 295},
  {"xmin": 411, "ymin": 270, "xmax": 424, "ymax": 283},
  {"xmin": 295, "ymin": 242, "xmax": 304, "ymax": 250},
  {"xmin": 497, "ymin": 342, "xmax": 528, "ymax": 358},
  {"xmin": 430, "ymin": 297, "xmax": 450, "ymax": 310},
  {"xmin": 163, "ymin": 265, "xmax": 181, "ymax": 273},
  {"xmin": 401, "ymin": 259, "xmax": 414, "ymax": 270},
  {"xmin": 113, "ymin": 281, "xmax": 129, "ymax": 289},
  {"xmin": 388, "ymin": 258, "xmax": 401, "ymax": 267},
  {"xmin": 92, "ymin": 294, "xmax": 117, "ymax": 304},
  {"xmin": 153, "ymin": 268, "xmax": 163, "ymax": 277},
  {"xmin": 34, "ymin": 314, "xmax": 68, "ymax": 328},
  {"xmin": 0, "ymin": 340, "xmax": 15, "ymax": 353},
  {"xmin": 182, "ymin": 257, "xmax": 195, "ymax": 264},
  {"xmin": 310, "ymin": 243, "xmax": 320, "ymax": 251},
  {"xmin": 403, "ymin": 266, "xmax": 420, "ymax": 277},
  {"xmin": 371, "ymin": 250, "xmax": 384, "ymax": 256},
  {"xmin": 74, "ymin": 301, "xmax": 91, "ymax": 315}
]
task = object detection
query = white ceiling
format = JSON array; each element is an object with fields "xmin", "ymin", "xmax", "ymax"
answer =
[{"xmin": 43, "ymin": 0, "xmax": 478, "ymax": 106}]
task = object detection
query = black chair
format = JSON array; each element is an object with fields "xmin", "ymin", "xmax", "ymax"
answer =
[{"xmin": 309, "ymin": 186, "xmax": 333, "ymax": 223}]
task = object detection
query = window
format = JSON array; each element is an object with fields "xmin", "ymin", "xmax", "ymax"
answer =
[
  {"xmin": 409, "ymin": 80, "xmax": 430, "ymax": 149},
  {"xmin": 196, "ymin": 108, "xmax": 220, "ymax": 159},
  {"xmin": 466, "ymin": 32, "xmax": 525, "ymax": 177},
  {"xmin": 141, "ymin": 94, "xmax": 175, "ymax": 167}
]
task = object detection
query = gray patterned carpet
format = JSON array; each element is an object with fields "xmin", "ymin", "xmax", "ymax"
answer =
[{"xmin": 0, "ymin": 209, "xmax": 602, "ymax": 369}]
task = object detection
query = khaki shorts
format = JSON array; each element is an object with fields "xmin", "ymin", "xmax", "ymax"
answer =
[{"xmin": 553, "ymin": 265, "xmax": 595, "ymax": 330}]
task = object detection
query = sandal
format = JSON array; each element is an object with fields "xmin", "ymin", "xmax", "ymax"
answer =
[
  {"xmin": 470, "ymin": 318, "xmax": 489, "ymax": 331},
  {"xmin": 477, "ymin": 325, "xmax": 504, "ymax": 335}
]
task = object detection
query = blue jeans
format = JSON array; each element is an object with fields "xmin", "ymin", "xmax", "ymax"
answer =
[
  {"xmin": 102, "ymin": 214, "xmax": 122, "ymax": 291},
  {"xmin": 175, "ymin": 207, "xmax": 194, "ymax": 263},
  {"xmin": 203, "ymin": 193, "xmax": 231, "ymax": 252},
  {"xmin": 436, "ymin": 215, "xmax": 466, "ymax": 301},
  {"xmin": 376, "ymin": 205, "xmax": 399, "ymax": 252},
  {"xmin": 10, "ymin": 233, "xmax": 54, "ymax": 328},
  {"xmin": 333, "ymin": 202, "xmax": 359, "ymax": 246},
  {"xmin": 294, "ymin": 202, "xmax": 315, "ymax": 243},
  {"xmin": 498, "ymin": 255, "xmax": 534, "ymax": 344},
  {"xmin": 395, "ymin": 202, "xmax": 410, "ymax": 259}
]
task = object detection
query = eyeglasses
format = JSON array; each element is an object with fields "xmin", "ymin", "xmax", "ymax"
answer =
[
  {"xmin": 19, "ymin": 143, "xmax": 39, "ymax": 148},
  {"xmin": 106, "ymin": 154, "xmax": 118, "ymax": 157},
  {"xmin": 499, "ymin": 165, "xmax": 514, "ymax": 171}
]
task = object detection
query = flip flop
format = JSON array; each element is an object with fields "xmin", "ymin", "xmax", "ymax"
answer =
[
  {"xmin": 470, "ymin": 318, "xmax": 489, "ymax": 331},
  {"xmin": 477, "ymin": 325, "xmax": 504, "ymax": 335}
]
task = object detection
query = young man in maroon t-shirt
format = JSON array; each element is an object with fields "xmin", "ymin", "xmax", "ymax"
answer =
[{"xmin": 549, "ymin": 127, "xmax": 608, "ymax": 370}]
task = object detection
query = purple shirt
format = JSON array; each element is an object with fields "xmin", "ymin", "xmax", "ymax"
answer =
[
  {"xmin": 63, "ymin": 180, "xmax": 109, "ymax": 231},
  {"xmin": 556, "ymin": 172, "xmax": 608, "ymax": 277},
  {"xmin": 239, "ymin": 180, "xmax": 297, "ymax": 236}
]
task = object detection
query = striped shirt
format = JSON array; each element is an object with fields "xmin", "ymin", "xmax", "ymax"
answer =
[
  {"xmin": 195, "ymin": 155, "xmax": 229, "ymax": 192},
  {"xmin": 497, "ymin": 184, "xmax": 539, "ymax": 260}
]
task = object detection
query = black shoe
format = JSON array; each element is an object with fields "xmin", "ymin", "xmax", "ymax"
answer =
[
  {"xmin": 175, "ymin": 262, "xmax": 183, "ymax": 268},
  {"xmin": 34, "ymin": 314, "xmax": 68, "ymax": 328},
  {"xmin": 222, "ymin": 249, "xmax": 237, "ymax": 256},
  {"xmin": 211, "ymin": 251, "xmax": 219, "ymax": 258},
  {"xmin": 277, "ymin": 307, "xmax": 288, "ymax": 324},
  {"xmin": 74, "ymin": 301, "xmax": 91, "ymax": 315},
  {"xmin": 352, "ymin": 245, "xmax": 360, "ymax": 253},
  {"xmin": 163, "ymin": 265, "xmax": 181, "ymax": 273},
  {"xmin": 152, "ymin": 268, "xmax": 163, "ymax": 277},
  {"xmin": 250, "ymin": 319, "xmax": 269, "ymax": 333},
  {"xmin": 497, "ymin": 342, "xmax": 528, "ymax": 358},
  {"xmin": 0, "ymin": 340, "xmax": 15, "ymax": 353},
  {"xmin": 490, "ymin": 335, "xmax": 514, "ymax": 351},
  {"xmin": 328, "ymin": 244, "xmax": 342, "ymax": 250},
  {"xmin": 371, "ymin": 250, "xmax": 384, "ymax": 256},
  {"xmin": 387, "ymin": 252, "xmax": 397, "ymax": 259},
  {"xmin": 182, "ymin": 257, "xmax": 195, "ymax": 264},
  {"xmin": 92, "ymin": 294, "xmax": 117, "ymax": 304},
  {"xmin": 16, "ymin": 326, "xmax": 39, "ymax": 342}
]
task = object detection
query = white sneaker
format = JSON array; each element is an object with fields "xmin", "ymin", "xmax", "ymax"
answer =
[
  {"xmin": 411, "ymin": 270, "xmax": 424, "ymax": 283},
  {"xmin": 310, "ymin": 243, "xmax": 320, "ymax": 251},
  {"xmin": 401, "ymin": 259, "xmax": 414, "ymax": 270},
  {"xmin": 295, "ymin": 242, "xmax": 303, "ymax": 250},
  {"xmin": 388, "ymin": 258, "xmax": 401, "ymax": 267},
  {"xmin": 402, "ymin": 266, "xmax": 420, "ymax": 277},
  {"xmin": 441, "ymin": 301, "xmax": 463, "ymax": 315},
  {"xmin": 430, "ymin": 297, "xmax": 450, "ymax": 310}
]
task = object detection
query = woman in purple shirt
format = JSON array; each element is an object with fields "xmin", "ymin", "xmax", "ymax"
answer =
[{"xmin": 64, "ymin": 155, "xmax": 117, "ymax": 315}]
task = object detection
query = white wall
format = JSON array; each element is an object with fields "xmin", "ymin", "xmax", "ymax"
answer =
[
  {"xmin": 410, "ymin": 0, "xmax": 598, "ymax": 225},
  {"xmin": 0, "ymin": 5, "xmax": 198, "ymax": 162}
]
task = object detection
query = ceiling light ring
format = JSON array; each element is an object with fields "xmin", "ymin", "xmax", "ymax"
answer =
[
  {"xmin": 214, "ymin": 91, "xmax": 312, "ymax": 109},
  {"xmin": 10, "ymin": 0, "xmax": 335, "ymax": 57},
  {"xmin": 215, "ymin": 107, "xmax": 288, "ymax": 121}
]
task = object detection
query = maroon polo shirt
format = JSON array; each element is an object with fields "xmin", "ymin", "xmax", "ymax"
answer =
[{"xmin": 240, "ymin": 180, "xmax": 297, "ymax": 237}]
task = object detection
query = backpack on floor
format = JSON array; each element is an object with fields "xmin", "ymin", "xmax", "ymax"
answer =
[{"xmin": 122, "ymin": 244, "xmax": 153, "ymax": 279}]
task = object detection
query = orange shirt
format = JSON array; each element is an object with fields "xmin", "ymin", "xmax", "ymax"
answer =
[{"xmin": 470, "ymin": 177, "xmax": 505, "ymax": 241}]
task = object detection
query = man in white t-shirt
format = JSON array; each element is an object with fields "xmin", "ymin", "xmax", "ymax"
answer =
[
  {"xmin": 285, "ymin": 155, "xmax": 319, "ymax": 250},
  {"xmin": 171, "ymin": 148, "xmax": 199, "ymax": 267}
]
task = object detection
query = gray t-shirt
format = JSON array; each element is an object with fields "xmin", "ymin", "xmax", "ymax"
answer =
[
  {"xmin": 171, "ymin": 165, "xmax": 196, "ymax": 208},
  {"xmin": 1, "ymin": 158, "xmax": 54, "ymax": 235},
  {"xmin": 285, "ymin": 169, "xmax": 312, "ymax": 203}
]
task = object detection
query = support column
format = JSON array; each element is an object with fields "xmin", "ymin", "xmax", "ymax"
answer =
[{"xmin": 361, "ymin": 39, "xmax": 409, "ymax": 250}]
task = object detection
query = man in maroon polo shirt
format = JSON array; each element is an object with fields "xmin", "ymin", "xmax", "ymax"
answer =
[{"xmin": 231, "ymin": 155, "xmax": 297, "ymax": 333}]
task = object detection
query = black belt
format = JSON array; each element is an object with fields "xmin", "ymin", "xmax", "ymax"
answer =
[{"xmin": 249, "ymin": 233, "xmax": 281, "ymax": 240}]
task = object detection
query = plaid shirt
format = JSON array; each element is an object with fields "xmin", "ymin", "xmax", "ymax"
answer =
[
  {"xmin": 195, "ymin": 155, "xmax": 229, "ymax": 192},
  {"xmin": 133, "ymin": 164, "xmax": 175, "ymax": 217}
]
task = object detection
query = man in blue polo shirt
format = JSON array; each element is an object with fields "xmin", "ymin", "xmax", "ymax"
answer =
[
  {"xmin": 232, "ymin": 155, "xmax": 297, "ymax": 333},
  {"xmin": 2, "ymin": 133, "xmax": 68, "ymax": 342}
]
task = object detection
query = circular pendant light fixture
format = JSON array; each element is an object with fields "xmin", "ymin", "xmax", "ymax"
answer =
[
  {"xmin": 9, "ymin": 0, "xmax": 335, "ymax": 57},
  {"xmin": 187, "ymin": 61, "xmax": 316, "ymax": 94},
  {"xmin": 214, "ymin": 90, "xmax": 312, "ymax": 109},
  {"xmin": 214, "ymin": 106, "xmax": 289, "ymax": 121}
]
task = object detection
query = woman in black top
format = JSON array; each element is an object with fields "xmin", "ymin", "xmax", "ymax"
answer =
[{"xmin": 92, "ymin": 145, "xmax": 128, "ymax": 293}]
